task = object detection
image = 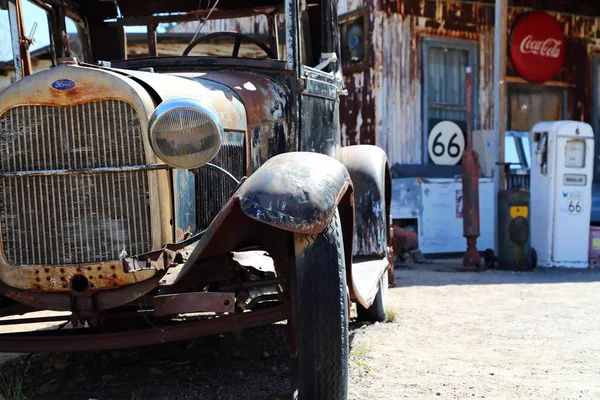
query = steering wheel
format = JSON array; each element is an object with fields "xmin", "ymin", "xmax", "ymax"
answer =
[{"xmin": 182, "ymin": 32, "xmax": 277, "ymax": 59}]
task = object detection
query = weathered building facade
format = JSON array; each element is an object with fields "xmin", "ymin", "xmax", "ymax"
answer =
[{"xmin": 337, "ymin": 0, "xmax": 600, "ymax": 175}]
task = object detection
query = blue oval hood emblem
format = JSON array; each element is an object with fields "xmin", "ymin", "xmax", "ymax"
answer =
[{"xmin": 51, "ymin": 79, "xmax": 76, "ymax": 91}]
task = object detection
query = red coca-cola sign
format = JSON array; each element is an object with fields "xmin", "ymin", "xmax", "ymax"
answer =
[{"xmin": 510, "ymin": 11, "xmax": 566, "ymax": 84}]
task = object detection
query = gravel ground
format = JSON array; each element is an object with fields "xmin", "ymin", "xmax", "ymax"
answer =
[
  {"xmin": 348, "ymin": 262, "xmax": 600, "ymax": 400},
  {"xmin": 1, "ymin": 263, "xmax": 600, "ymax": 399}
]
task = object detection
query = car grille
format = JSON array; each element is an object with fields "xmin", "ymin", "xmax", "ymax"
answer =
[
  {"xmin": 196, "ymin": 131, "xmax": 245, "ymax": 230},
  {"xmin": 0, "ymin": 101, "xmax": 152, "ymax": 265}
]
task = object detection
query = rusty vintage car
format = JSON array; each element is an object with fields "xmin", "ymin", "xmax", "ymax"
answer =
[{"xmin": 0, "ymin": 0, "xmax": 394, "ymax": 397}]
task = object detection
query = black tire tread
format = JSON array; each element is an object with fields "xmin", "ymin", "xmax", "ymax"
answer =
[{"xmin": 293, "ymin": 212, "xmax": 348, "ymax": 400}]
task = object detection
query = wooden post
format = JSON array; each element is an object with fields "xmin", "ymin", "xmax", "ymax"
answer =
[{"xmin": 494, "ymin": 0, "xmax": 508, "ymax": 252}]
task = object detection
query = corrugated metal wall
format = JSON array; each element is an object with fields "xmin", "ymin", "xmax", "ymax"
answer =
[
  {"xmin": 339, "ymin": 0, "xmax": 600, "ymax": 165},
  {"xmin": 373, "ymin": 13, "xmax": 422, "ymax": 163}
]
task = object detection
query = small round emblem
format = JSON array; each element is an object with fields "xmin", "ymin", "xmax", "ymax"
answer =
[{"xmin": 51, "ymin": 79, "xmax": 77, "ymax": 91}]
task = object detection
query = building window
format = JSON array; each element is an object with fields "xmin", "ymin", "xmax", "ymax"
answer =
[
  {"xmin": 507, "ymin": 83, "xmax": 566, "ymax": 171},
  {"xmin": 422, "ymin": 38, "xmax": 478, "ymax": 165},
  {"xmin": 339, "ymin": 8, "xmax": 369, "ymax": 74},
  {"xmin": 508, "ymin": 84, "xmax": 565, "ymax": 132}
]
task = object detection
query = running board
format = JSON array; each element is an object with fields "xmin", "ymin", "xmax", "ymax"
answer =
[{"xmin": 351, "ymin": 258, "xmax": 388, "ymax": 309}]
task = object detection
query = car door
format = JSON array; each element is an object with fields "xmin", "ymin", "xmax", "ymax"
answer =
[{"xmin": 299, "ymin": 66, "xmax": 342, "ymax": 158}]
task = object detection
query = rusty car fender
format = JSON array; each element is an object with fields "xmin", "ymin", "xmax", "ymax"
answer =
[
  {"xmin": 171, "ymin": 152, "xmax": 358, "ymax": 298},
  {"xmin": 236, "ymin": 151, "xmax": 357, "ymax": 296},
  {"xmin": 236, "ymin": 152, "xmax": 352, "ymax": 234},
  {"xmin": 338, "ymin": 145, "xmax": 392, "ymax": 258}
]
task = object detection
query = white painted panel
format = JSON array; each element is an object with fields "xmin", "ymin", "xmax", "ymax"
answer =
[
  {"xmin": 420, "ymin": 178, "xmax": 495, "ymax": 254},
  {"xmin": 391, "ymin": 177, "xmax": 495, "ymax": 255}
]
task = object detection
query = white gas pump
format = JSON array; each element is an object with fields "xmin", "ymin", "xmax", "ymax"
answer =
[{"xmin": 530, "ymin": 121, "xmax": 594, "ymax": 268}]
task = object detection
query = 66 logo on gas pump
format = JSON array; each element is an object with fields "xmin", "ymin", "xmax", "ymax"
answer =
[
  {"xmin": 427, "ymin": 120, "xmax": 466, "ymax": 165},
  {"xmin": 563, "ymin": 191, "xmax": 584, "ymax": 215}
]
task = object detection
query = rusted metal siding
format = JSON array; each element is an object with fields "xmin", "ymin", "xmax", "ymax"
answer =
[
  {"xmin": 339, "ymin": 1, "xmax": 377, "ymax": 147},
  {"xmin": 379, "ymin": 0, "xmax": 599, "ymax": 18},
  {"xmin": 373, "ymin": 13, "xmax": 422, "ymax": 163},
  {"xmin": 338, "ymin": 0, "xmax": 600, "ymax": 165},
  {"xmin": 340, "ymin": 72, "xmax": 371, "ymax": 146}
]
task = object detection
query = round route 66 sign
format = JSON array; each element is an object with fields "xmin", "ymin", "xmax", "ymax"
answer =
[{"xmin": 427, "ymin": 121, "xmax": 465, "ymax": 165}]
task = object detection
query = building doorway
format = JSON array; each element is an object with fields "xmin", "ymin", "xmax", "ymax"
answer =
[{"xmin": 421, "ymin": 37, "xmax": 478, "ymax": 166}]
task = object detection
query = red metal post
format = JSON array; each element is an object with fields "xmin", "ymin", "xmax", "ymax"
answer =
[
  {"xmin": 15, "ymin": 0, "xmax": 33, "ymax": 77},
  {"xmin": 461, "ymin": 67, "xmax": 483, "ymax": 270}
]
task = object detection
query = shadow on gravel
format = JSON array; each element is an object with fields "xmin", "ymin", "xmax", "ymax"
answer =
[
  {"xmin": 0, "ymin": 319, "xmax": 371, "ymax": 400},
  {"xmin": 0, "ymin": 324, "xmax": 292, "ymax": 400},
  {"xmin": 392, "ymin": 263, "xmax": 600, "ymax": 288}
]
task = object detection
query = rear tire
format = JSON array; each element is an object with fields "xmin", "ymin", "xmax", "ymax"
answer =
[
  {"xmin": 291, "ymin": 210, "xmax": 348, "ymax": 400},
  {"xmin": 356, "ymin": 268, "xmax": 388, "ymax": 323}
]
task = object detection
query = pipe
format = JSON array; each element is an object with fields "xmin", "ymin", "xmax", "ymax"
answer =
[{"xmin": 461, "ymin": 67, "xmax": 482, "ymax": 270}]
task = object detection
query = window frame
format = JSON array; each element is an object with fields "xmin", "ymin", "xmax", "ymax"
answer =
[
  {"xmin": 506, "ymin": 82, "xmax": 567, "ymax": 172},
  {"xmin": 338, "ymin": 6, "xmax": 369, "ymax": 75},
  {"xmin": 506, "ymin": 82, "xmax": 567, "ymax": 132},
  {"xmin": 63, "ymin": 12, "xmax": 92, "ymax": 63},
  {"xmin": 421, "ymin": 37, "xmax": 479, "ymax": 165}
]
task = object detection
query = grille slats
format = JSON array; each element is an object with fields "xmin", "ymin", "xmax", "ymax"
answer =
[
  {"xmin": 0, "ymin": 100, "xmax": 152, "ymax": 265},
  {"xmin": 196, "ymin": 132, "xmax": 245, "ymax": 230}
]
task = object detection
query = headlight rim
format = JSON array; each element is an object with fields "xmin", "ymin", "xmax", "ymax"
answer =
[{"xmin": 148, "ymin": 96, "xmax": 223, "ymax": 170}]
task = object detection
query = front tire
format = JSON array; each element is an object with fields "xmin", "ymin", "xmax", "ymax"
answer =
[{"xmin": 291, "ymin": 210, "xmax": 348, "ymax": 400}]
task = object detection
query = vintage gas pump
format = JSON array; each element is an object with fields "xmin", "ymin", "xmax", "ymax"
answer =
[
  {"xmin": 530, "ymin": 121, "xmax": 595, "ymax": 268},
  {"xmin": 493, "ymin": 164, "xmax": 534, "ymax": 271}
]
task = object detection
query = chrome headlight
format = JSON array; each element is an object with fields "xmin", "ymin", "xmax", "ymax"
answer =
[{"xmin": 148, "ymin": 97, "xmax": 222, "ymax": 169}]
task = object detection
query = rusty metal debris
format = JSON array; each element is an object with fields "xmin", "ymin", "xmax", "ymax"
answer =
[
  {"xmin": 0, "ymin": 304, "xmax": 290, "ymax": 353},
  {"xmin": 153, "ymin": 292, "xmax": 236, "ymax": 316}
]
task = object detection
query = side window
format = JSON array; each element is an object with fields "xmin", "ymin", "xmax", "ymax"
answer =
[
  {"xmin": 1, "ymin": 11, "xmax": 14, "ymax": 91},
  {"xmin": 21, "ymin": 0, "xmax": 53, "ymax": 67},
  {"xmin": 299, "ymin": 1, "xmax": 338, "ymax": 71},
  {"xmin": 65, "ymin": 16, "xmax": 85, "ymax": 61},
  {"xmin": 422, "ymin": 38, "xmax": 478, "ymax": 165},
  {"xmin": 0, "ymin": 0, "xmax": 53, "ymax": 89}
]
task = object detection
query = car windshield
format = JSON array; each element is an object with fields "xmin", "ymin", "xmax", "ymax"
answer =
[{"xmin": 121, "ymin": 12, "xmax": 285, "ymax": 61}]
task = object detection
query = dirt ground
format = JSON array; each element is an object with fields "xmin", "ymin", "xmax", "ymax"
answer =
[{"xmin": 1, "ymin": 262, "xmax": 600, "ymax": 399}]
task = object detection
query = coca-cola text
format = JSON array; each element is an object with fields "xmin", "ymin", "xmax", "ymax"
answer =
[{"xmin": 519, "ymin": 35, "xmax": 563, "ymax": 58}]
